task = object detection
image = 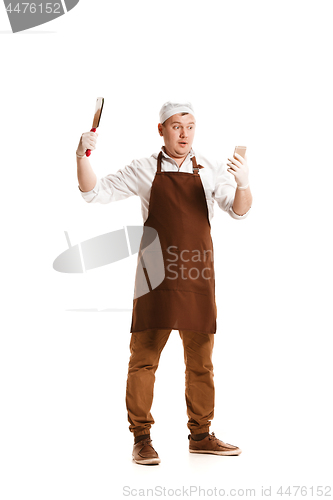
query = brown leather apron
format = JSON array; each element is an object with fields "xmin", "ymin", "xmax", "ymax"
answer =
[{"xmin": 130, "ymin": 151, "xmax": 217, "ymax": 334}]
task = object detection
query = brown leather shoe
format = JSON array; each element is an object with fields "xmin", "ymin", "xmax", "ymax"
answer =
[
  {"xmin": 132, "ymin": 437, "xmax": 161, "ymax": 465},
  {"xmin": 189, "ymin": 432, "xmax": 242, "ymax": 456}
]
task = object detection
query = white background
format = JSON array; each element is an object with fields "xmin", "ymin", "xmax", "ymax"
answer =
[{"xmin": 1, "ymin": 0, "xmax": 332, "ymax": 498}]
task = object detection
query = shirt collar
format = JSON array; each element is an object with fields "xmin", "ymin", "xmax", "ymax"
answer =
[{"xmin": 159, "ymin": 145, "xmax": 195, "ymax": 161}]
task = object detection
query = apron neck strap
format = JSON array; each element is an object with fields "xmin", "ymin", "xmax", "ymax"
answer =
[
  {"xmin": 157, "ymin": 150, "xmax": 201, "ymax": 174},
  {"xmin": 157, "ymin": 151, "xmax": 163, "ymax": 172},
  {"xmin": 191, "ymin": 155, "xmax": 200, "ymax": 175}
]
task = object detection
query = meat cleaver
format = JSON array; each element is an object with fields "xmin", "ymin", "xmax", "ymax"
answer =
[{"xmin": 86, "ymin": 97, "xmax": 104, "ymax": 157}]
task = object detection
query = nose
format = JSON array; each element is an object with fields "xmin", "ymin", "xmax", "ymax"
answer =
[{"xmin": 180, "ymin": 127, "xmax": 188, "ymax": 138}]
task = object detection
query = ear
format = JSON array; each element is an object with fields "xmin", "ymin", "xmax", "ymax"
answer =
[{"xmin": 158, "ymin": 123, "xmax": 163, "ymax": 137}]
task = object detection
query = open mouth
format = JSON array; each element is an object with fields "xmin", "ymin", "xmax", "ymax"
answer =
[{"xmin": 179, "ymin": 142, "xmax": 188, "ymax": 146}]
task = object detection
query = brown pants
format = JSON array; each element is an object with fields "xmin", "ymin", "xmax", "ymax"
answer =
[{"xmin": 125, "ymin": 329, "xmax": 215, "ymax": 437}]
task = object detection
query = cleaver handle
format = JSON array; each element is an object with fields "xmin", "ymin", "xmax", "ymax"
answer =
[{"xmin": 85, "ymin": 128, "xmax": 97, "ymax": 157}]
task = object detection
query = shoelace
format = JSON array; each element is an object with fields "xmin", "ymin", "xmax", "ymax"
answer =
[
  {"xmin": 211, "ymin": 433, "xmax": 236, "ymax": 447},
  {"xmin": 188, "ymin": 431, "xmax": 235, "ymax": 448},
  {"xmin": 140, "ymin": 438, "xmax": 157, "ymax": 452}
]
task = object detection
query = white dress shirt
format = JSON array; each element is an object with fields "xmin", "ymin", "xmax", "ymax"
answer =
[{"xmin": 79, "ymin": 147, "xmax": 251, "ymax": 222}]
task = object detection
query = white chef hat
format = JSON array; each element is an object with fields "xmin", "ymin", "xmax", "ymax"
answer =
[{"xmin": 159, "ymin": 101, "xmax": 195, "ymax": 124}]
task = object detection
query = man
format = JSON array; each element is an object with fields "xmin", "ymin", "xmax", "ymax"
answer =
[{"xmin": 76, "ymin": 101, "xmax": 252, "ymax": 465}]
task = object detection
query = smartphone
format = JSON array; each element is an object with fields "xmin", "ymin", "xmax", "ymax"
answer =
[{"xmin": 233, "ymin": 146, "xmax": 247, "ymax": 159}]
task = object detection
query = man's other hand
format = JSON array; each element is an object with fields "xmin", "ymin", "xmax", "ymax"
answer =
[{"xmin": 227, "ymin": 152, "xmax": 249, "ymax": 189}]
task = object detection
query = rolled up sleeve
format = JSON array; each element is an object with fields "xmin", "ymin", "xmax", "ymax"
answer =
[
  {"xmin": 213, "ymin": 161, "xmax": 251, "ymax": 220},
  {"xmin": 78, "ymin": 161, "xmax": 138, "ymax": 204},
  {"xmin": 228, "ymin": 205, "xmax": 251, "ymax": 219}
]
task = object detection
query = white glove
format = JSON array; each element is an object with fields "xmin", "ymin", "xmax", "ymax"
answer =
[
  {"xmin": 227, "ymin": 152, "xmax": 249, "ymax": 189},
  {"xmin": 76, "ymin": 131, "xmax": 98, "ymax": 158}
]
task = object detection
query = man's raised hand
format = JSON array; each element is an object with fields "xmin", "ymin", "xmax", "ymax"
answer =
[
  {"xmin": 227, "ymin": 152, "xmax": 249, "ymax": 189},
  {"xmin": 76, "ymin": 131, "xmax": 98, "ymax": 158}
]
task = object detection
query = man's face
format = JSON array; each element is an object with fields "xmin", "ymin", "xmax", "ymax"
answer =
[{"xmin": 158, "ymin": 113, "xmax": 196, "ymax": 161}]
